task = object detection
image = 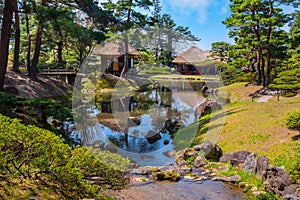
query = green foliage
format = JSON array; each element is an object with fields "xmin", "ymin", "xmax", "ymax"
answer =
[
  {"xmin": 215, "ymin": 62, "xmax": 253, "ymax": 85},
  {"xmin": 274, "ymin": 144, "xmax": 300, "ymax": 184},
  {"xmin": 186, "ymin": 155, "xmax": 195, "ymax": 165},
  {"xmin": 269, "ymin": 68, "xmax": 300, "ymax": 91},
  {"xmin": 252, "ymin": 192, "xmax": 281, "ymax": 200},
  {"xmin": 285, "ymin": 110, "xmax": 300, "ymax": 130},
  {"xmin": 0, "ymin": 114, "xmax": 129, "ymax": 199}
]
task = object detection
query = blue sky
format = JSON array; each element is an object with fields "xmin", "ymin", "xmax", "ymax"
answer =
[{"xmin": 162, "ymin": 0, "xmax": 233, "ymax": 50}]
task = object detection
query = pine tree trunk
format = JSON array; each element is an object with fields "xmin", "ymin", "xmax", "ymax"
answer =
[
  {"xmin": 0, "ymin": 0, "xmax": 14, "ymax": 90},
  {"xmin": 25, "ymin": 12, "xmax": 31, "ymax": 74},
  {"xmin": 30, "ymin": 0, "xmax": 47, "ymax": 80},
  {"xmin": 120, "ymin": 0, "xmax": 132, "ymax": 78},
  {"xmin": 266, "ymin": 45, "xmax": 271, "ymax": 87},
  {"xmin": 256, "ymin": 48, "xmax": 262, "ymax": 86},
  {"xmin": 13, "ymin": 0, "xmax": 20, "ymax": 73}
]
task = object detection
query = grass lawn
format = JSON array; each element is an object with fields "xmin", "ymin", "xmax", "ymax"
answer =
[{"xmin": 194, "ymin": 82, "xmax": 300, "ymax": 163}]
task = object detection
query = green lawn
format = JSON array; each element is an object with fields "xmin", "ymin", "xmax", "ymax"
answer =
[{"xmin": 194, "ymin": 83, "xmax": 300, "ymax": 163}]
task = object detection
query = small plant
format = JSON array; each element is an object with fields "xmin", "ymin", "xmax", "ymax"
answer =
[
  {"xmin": 285, "ymin": 110, "xmax": 300, "ymax": 130},
  {"xmin": 186, "ymin": 155, "xmax": 195, "ymax": 165}
]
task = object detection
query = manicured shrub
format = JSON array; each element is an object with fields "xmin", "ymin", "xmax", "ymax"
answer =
[
  {"xmin": 285, "ymin": 110, "xmax": 300, "ymax": 130},
  {"xmin": 0, "ymin": 114, "xmax": 129, "ymax": 199}
]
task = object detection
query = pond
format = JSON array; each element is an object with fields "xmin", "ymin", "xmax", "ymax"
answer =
[{"xmin": 72, "ymin": 80, "xmax": 207, "ymax": 166}]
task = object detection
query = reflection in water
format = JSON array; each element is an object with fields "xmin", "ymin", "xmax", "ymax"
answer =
[{"xmin": 73, "ymin": 80, "xmax": 212, "ymax": 166}]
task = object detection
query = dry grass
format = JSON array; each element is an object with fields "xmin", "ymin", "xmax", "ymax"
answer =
[{"xmin": 196, "ymin": 83, "xmax": 300, "ymax": 163}]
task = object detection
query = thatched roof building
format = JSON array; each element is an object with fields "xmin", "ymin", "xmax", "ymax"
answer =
[
  {"xmin": 93, "ymin": 40, "xmax": 141, "ymax": 57},
  {"xmin": 172, "ymin": 46, "xmax": 210, "ymax": 64},
  {"xmin": 94, "ymin": 40, "xmax": 141, "ymax": 76},
  {"xmin": 172, "ymin": 47, "xmax": 214, "ymax": 75}
]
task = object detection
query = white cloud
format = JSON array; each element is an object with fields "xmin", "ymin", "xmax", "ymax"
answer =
[{"xmin": 165, "ymin": 0, "xmax": 212, "ymax": 24}]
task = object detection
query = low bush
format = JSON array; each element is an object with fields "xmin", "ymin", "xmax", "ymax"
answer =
[
  {"xmin": 285, "ymin": 110, "xmax": 300, "ymax": 130},
  {"xmin": 0, "ymin": 114, "xmax": 129, "ymax": 199}
]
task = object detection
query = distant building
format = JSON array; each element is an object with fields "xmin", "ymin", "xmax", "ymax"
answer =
[
  {"xmin": 172, "ymin": 47, "xmax": 214, "ymax": 75},
  {"xmin": 93, "ymin": 40, "xmax": 141, "ymax": 76}
]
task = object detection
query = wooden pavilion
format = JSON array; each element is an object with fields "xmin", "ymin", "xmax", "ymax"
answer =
[
  {"xmin": 94, "ymin": 40, "xmax": 141, "ymax": 76},
  {"xmin": 172, "ymin": 46, "xmax": 211, "ymax": 75}
]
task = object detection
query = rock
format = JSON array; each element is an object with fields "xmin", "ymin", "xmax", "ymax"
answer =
[
  {"xmin": 193, "ymin": 140, "xmax": 223, "ymax": 161},
  {"xmin": 283, "ymin": 184, "xmax": 300, "ymax": 200},
  {"xmin": 184, "ymin": 173, "xmax": 198, "ymax": 180},
  {"xmin": 194, "ymin": 156, "xmax": 207, "ymax": 168},
  {"xmin": 238, "ymin": 182, "xmax": 247, "ymax": 188},
  {"xmin": 193, "ymin": 176, "xmax": 208, "ymax": 182},
  {"xmin": 177, "ymin": 165, "xmax": 192, "ymax": 176},
  {"xmin": 242, "ymin": 153, "xmax": 257, "ymax": 174},
  {"xmin": 163, "ymin": 150, "xmax": 176, "ymax": 158},
  {"xmin": 128, "ymin": 117, "xmax": 141, "ymax": 125},
  {"xmin": 220, "ymin": 153, "xmax": 233, "ymax": 163},
  {"xmin": 256, "ymin": 156, "xmax": 269, "ymax": 180},
  {"xmin": 93, "ymin": 140, "xmax": 105, "ymax": 150},
  {"xmin": 162, "ymin": 120, "xmax": 182, "ymax": 133},
  {"xmin": 176, "ymin": 156, "xmax": 187, "ymax": 166},
  {"xmin": 218, "ymin": 165, "xmax": 230, "ymax": 171},
  {"xmin": 163, "ymin": 140, "xmax": 169, "ymax": 145},
  {"xmin": 263, "ymin": 165, "xmax": 292, "ymax": 196},
  {"xmin": 105, "ymin": 144, "xmax": 118, "ymax": 153},
  {"xmin": 194, "ymin": 100, "xmax": 222, "ymax": 119},
  {"xmin": 138, "ymin": 166, "xmax": 161, "ymax": 175},
  {"xmin": 184, "ymin": 148, "xmax": 196, "ymax": 159},
  {"xmin": 145, "ymin": 130, "xmax": 162, "ymax": 144},
  {"xmin": 212, "ymin": 175, "xmax": 241, "ymax": 183},
  {"xmin": 140, "ymin": 155, "xmax": 154, "ymax": 161},
  {"xmin": 229, "ymin": 150, "xmax": 251, "ymax": 166},
  {"xmin": 283, "ymin": 194, "xmax": 300, "ymax": 200},
  {"xmin": 151, "ymin": 170, "xmax": 181, "ymax": 182}
]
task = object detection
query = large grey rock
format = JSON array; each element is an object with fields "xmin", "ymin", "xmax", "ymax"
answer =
[
  {"xmin": 242, "ymin": 153, "xmax": 257, "ymax": 174},
  {"xmin": 263, "ymin": 165, "xmax": 292, "ymax": 196},
  {"xmin": 194, "ymin": 140, "xmax": 223, "ymax": 161},
  {"xmin": 256, "ymin": 156, "xmax": 269, "ymax": 180},
  {"xmin": 230, "ymin": 150, "xmax": 251, "ymax": 166}
]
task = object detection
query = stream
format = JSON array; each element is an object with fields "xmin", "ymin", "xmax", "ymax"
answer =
[{"xmin": 71, "ymin": 79, "xmax": 247, "ymax": 199}]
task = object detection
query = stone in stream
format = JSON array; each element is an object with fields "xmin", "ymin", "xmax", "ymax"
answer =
[
  {"xmin": 242, "ymin": 153, "xmax": 257, "ymax": 174},
  {"xmin": 151, "ymin": 170, "xmax": 181, "ymax": 182},
  {"xmin": 145, "ymin": 130, "xmax": 162, "ymax": 144},
  {"xmin": 163, "ymin": 140, "xmax": 169, "ymax": 145},
  {"xmin": 163, "ymin": 150, "xmax": 176, "ymax": 158}
]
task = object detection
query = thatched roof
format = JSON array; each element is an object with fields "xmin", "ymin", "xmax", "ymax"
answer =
[
  {"xmin": 93, "ymin": 40, "xmax": 141, "ymax": 56},
  {"xmin": 172, "ymin": 46, "xmax": 211, "ymax": 64}
]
